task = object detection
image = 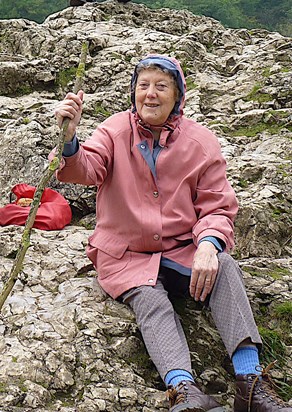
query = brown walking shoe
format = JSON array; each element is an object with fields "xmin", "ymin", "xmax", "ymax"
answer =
[
  {"xmin": 167, "ymin": 380, "xmax": 225, "ymax": 412},
  {"xmin": 234, "ymin": 362, "xmax": 291, "ymax": 412}
]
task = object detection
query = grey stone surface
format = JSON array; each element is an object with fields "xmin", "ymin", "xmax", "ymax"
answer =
[{"xmin": 0, "ymin": 0, "xmax": 291, "ymax": 409}]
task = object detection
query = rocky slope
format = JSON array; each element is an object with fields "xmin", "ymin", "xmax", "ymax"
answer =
[{"xmin": 0, "ymin": 1, "xmax": 291, "ymax": 410}]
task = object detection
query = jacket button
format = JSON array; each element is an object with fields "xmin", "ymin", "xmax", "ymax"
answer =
[
  {"xmin": 153, "ymin": 191, "xmax": 159, "ymax": 198},
  {"xmin": 140, "ymin": 144, "xmax": 146, "ymax": 149},
  {"xmin": 153, "ymin": 234, "xmax": 160, "ymax": 241},
  {"xmin": 148, "ymin": 279, "xmax": 154, "ymax": 283}
]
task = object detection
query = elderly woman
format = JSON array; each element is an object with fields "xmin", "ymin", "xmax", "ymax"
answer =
[{"xmin": 55, "ymin": 55, "xmax": 290, "ymax": 412}]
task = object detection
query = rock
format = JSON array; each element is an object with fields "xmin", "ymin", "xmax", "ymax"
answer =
[{"xmin": 0, "ymin": 0, "xmax": 291, "ymax": 409}]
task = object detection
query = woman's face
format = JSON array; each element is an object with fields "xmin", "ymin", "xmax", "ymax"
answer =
[{"xmin": 135, "ymin": 69, "xmax": 177, "ymax": 126}]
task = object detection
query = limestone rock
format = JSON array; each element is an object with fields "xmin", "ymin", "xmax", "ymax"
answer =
[{"xmin": 0, "ymin": 0, "xmax": 291, "ymax": 409}]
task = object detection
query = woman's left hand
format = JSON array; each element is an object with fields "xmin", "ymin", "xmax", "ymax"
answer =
[{"xmin": 190, "ymin": 242, "xmax": 219, "ymax": 302}]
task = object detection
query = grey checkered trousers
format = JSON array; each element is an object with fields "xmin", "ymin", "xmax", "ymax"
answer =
[{"xmin": 121, "ymin": 252, "xmax": 262, "ymax": 380}]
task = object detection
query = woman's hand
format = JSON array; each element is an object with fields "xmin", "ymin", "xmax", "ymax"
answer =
[
  {"xmin": 190, "ymin": 241, "xmax": 219, "ymax": 302},
  {"xmin": 55, "ymin": 90, "xmax": 84, "ymax": 142}
]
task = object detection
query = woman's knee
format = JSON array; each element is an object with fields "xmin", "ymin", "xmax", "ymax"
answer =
[
  {"xmin": 123, "ymin": 284, "xmax": 174, "ymax": 328},
  {"xmin": 217, "ymin": 252, "xmax": 243, "ymax": 282},
  {"xmin": 218, "ymin": 252, "xmax": 235, "ymax": 265},
  {"xmin": 122, "ymin": 283, "xmax": 168, "ymax": 310}
]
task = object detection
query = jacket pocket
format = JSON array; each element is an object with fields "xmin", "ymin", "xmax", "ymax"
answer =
[
  {"xmin": 173, "ymin": 233, "xmax": 193, "ymax": 241},
  {"xmin": 173, "ymin": 232, "xmax": 193, "ymax": 247},
  {"xmin": 87, "ymin": 230, "xmax": 129, "ymax": 278}
]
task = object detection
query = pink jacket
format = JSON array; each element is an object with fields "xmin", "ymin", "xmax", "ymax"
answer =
[{"xmin": 56, "ymin": 110, "xmax": 238, "ymax": 299}]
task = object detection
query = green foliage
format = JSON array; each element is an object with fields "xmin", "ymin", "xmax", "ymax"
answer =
[
  {"xmin": 22, "ymin": 117, "xmax": 31, "ymax": 124},
  {"xmin": 56, "ymin": 67, "xmax": 77, "ymax": 90},
  {"xmin": 238, "ymin": 178, "xmax": 249, "ymax": 188},
  {"xmin": 257, "ymin": 320, "xmax": 292, "ymax": 401},
  {"xmin": 262, "ymin": 67, "xmax": 272, "ymax": 78},
  {"xmin": 259, "ymin": 327, "xmax": 286, "ymax": 363},
  {"xmin": 228, "ymin": 122, "xmax": 289, "ymax": 137},
  {"xmin": 244, "ymin": 84, "xmax": 273, "ymax": 103},
  {"xmin": 94, "ymin": 104, "xmax": 111, "ymax": 118},
  {"xmin": 14, "ymin": 84, "xmax": 33, "ymax": 97},
  {"xmin": 185, "ymin": 77, "xmax": 198, "ymax": 90},
  {"xmin": 0, "ymin": 0, "xmax": 291, "ymax": 36},
  {"xmin": 0, "ymin": 0, "xmax": 68, "ymax": 23},
  {"xmin": 247, "ymin": 267, "xmax": 290, "ymax": 280},
  {"xmin": 135, "ymin": 0, "xmax": 292, "ymax": 36},
  {"xmin": 273, "ymin": 301, "xmax": 292, "ymax": 321},
  {"xmin": 0, "ymin": 382, "xmax": 7, "ymax": 393}
]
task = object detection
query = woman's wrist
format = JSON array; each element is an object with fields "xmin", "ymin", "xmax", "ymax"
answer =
[{"xmin": 62, "ymin": 134, "xmax": 79, "ymax": 157}]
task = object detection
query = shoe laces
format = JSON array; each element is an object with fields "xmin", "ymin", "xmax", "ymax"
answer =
[
  {"xmin": 248, "ymin": 361, "xmax": 288, "ymax": 412},
  {"xmin": 166, "ymin": 381, "xmax": 189, "ymax": 406}
]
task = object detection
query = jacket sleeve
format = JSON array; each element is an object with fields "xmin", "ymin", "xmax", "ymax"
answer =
[
  {"xmin": 55, "ymin": 120, "xmax": 115, "ymax": 187},
  {"xmin": 192, "ymin": 138, "xmax": 238, "ymax": 252}
]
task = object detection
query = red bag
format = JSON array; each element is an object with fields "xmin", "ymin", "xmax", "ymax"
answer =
[{"xmin": 0, "ymin": 183, "xmax": 72, "ymax": 230}]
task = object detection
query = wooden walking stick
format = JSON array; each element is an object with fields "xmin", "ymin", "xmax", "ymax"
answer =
[{"xmin": 0, "ymin": 41, "xmax": 89, "ymax": 312}]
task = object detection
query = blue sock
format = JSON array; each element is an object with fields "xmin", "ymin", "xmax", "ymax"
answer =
[
  {"xmin": 164, "ymin": 369, "xmax": 195, "ymax": 387},
  {"xmin": 232, "ymin": 346, "xmax": 260, "ymax": 376}
]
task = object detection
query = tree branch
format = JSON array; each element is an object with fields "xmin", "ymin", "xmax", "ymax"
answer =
[{"xmin": 0, "ymin": 41, "xmax": 89, "ymax": 312}]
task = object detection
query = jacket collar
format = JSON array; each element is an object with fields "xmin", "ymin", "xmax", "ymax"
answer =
[{"xmin": 133, "ymin": 112, "xmax": 181, "ymax": 147}]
